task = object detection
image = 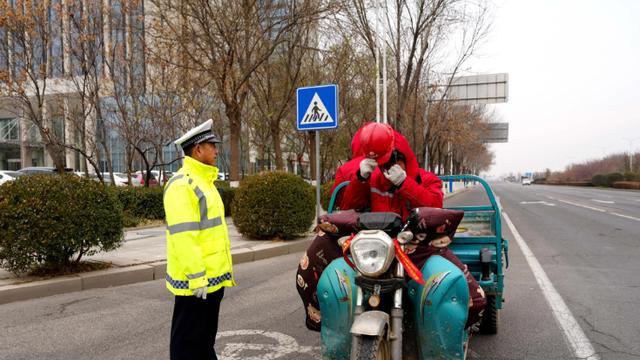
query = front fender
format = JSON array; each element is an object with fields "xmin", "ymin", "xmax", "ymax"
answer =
[
  {"xmin": 407, "ymin": 255, "xmax": 469, "ymax": 359},
  {"xmin": 318, "ymin": 258, "xmax": 358, "ymax": 360},
  {"xmin": 350, "ymin": 310, "xmax": 389, "ymax": 337}
]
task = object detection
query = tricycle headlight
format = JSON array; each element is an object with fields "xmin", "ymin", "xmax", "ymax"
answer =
[{"xmin": 351, "ymin": 230, "xmax": 395, "ymax": 277}]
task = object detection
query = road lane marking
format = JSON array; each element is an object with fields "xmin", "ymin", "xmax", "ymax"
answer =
[
  {"xmin": 590, "ymin": 199, "xmax": 615, "ymax": 204},
  {"xmin": 545, "ymin": 196, "xmax": 640, "ymax": 222},
  {"xmin": 557, "ymin": 199, "xmax": 606, "ymax": 212},
  {"xmin": 216, "ymin": 330, "xmax": 319, "ymax": 359},
  {"xmin": 502, "ymin": 212, "xmax": 600, "ymax": 360},
  {"xmin": 520, "ymin": 201, "xmax": 555, "ymax": 206},
  {"xmin": 610, "ymin": 212, "xmax": 640, "ymax": 222}
]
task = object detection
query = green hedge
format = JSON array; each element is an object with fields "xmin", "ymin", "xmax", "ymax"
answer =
[
  {"xmin": 321, "ymin": 182, "xmax": 333, "ymax": 211},
  {"xmin": 605, "ymin": 172, "xmax": 624, "ymax": 187},
  {"xmin": 214, "ymin": 180, "xmax": 236, "ymax": 217},
  {"xmin": 111, "ymin": 186, "xmax": 164, "ymax": 226},
  {"xmin": 0, "ymin": 174, "xmax": 124, "ymax": 274},
  {"xmin": 112, "ymin": 181, "xmax": 234, "ymax": 226},
  {"xmin": 592, "ymin": 172, "xmax": 633, "ymax": 187},
  {"xmin": 232, "ymin": 171, "xmax": 315, "ymax": 240},
  {"xmin": 591, "ymin": 174, "xmax": 607, "ymax": 187}
]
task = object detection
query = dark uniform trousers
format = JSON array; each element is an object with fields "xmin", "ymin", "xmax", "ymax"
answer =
[{"xmin": 170, "ymin": 287, "xmax": 225, "ymax": 360}]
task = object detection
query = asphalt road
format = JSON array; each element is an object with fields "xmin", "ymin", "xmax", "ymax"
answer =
[
  {"xmin": 482, "ymin": 183, "xmax": 640, "ymax": 360},
  {"xmin": 1, "ymin": 183, "xmax": 638, "ymax": 359}
]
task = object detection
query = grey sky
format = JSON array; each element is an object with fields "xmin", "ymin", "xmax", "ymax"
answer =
[{"xmin": 468, "ymin": 0, "xmax": 640, "ymax": 176}]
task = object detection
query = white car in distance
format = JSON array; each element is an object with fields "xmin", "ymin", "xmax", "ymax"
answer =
[{"xmin": 0, "ymin": 170, "xmax": 25, "ymax": 185}]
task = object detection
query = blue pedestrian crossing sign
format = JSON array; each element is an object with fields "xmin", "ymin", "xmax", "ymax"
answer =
[{"xmin": 296, "ymin": 84, "xmax": 338, "ymax": 131}]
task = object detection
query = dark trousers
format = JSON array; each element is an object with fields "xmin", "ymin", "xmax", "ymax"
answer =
[{"xmin": 170, "ymin": 288, "xmax": 225, "ymax": 360}]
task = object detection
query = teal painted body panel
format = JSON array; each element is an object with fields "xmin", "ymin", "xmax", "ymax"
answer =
[
  {"xmin": 319, "ymin": 256, "xmax": 469, "ymax": 359},
  {"xmin": 327, "ymin": 181, "xmax": 350, "ymax": 213},
  {"xmin": 407, "ymin": 255, "xmax": 469, "ymax": 359},
  {"xmin": 318, "ymin": 258, "xmax": 358, "ymax": 360},
  {"xmin": 440, "ymin": 175, "xmax": 507, "ymax": 308}
]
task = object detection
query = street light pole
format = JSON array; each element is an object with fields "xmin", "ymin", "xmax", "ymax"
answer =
[
  {"xmin": 375, "ymin": 0, "xmax": 381, "ymax": 123},
  {"xmin": 622, "ymin": 137, "xmax": 640, "ymax": 173}
]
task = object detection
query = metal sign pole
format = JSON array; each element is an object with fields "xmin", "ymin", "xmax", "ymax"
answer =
[
  {"xmin": 375, "ymin": 0, "xmax": 381, "ymax": 123},
  {"xmin": 382, "ymin": 0, "xmax": 387, "ymax": 125},
  {"xmin": 315, "ymin": 131, "xmax": 321, "ymax": 224},
  {"xmin": 423, "ymin": 71, "xmax": 430, "ymax": 169}
]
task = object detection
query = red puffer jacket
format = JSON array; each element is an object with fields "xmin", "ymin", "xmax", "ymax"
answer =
[
  {"xmin": 341, "ymin": 130, "xmax": 443, "ymax": 220},
  {"xmin": 330, "ymin": 124, "xmax": 367, "ymax": 209}
]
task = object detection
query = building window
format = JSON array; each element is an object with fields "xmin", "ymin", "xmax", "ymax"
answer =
[
  {"xmin": 48, "ymin": 0, "xmax": 64, "ymax": 77},
  {"xmin": 0, "ymin": 118, "xmax": 20, "ymax": 142},
  {"xmin": 52, "ymin": 116, "xmax": 65, "ymax": 143},
  {"xmin": 28, "ymin": 123, "xmax": 42, "ymax": 143}
]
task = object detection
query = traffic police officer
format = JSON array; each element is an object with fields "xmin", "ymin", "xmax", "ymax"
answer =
[{"xmin": 164, "ymin": 119, "xmax": 235, "ymax": 360}]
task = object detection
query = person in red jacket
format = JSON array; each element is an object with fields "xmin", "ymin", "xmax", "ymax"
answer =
[
  {"xmin": 342, "ymin": 122, "xmax": 485, "ymax": 328},
  {"xmin": 297, "ymin": 123, "xmax": 484, "ymax": 331},
  {"xmin": 329, "ymin": 125, "xmax": 366, "ymax": 211},
  {"xmin": 340, "ymin": 122, "xmax": 443, "ymax": 219}
]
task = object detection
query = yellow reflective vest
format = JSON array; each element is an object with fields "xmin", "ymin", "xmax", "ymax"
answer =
[{"xmin": 163, "ymin": 156, "xmax": 235, "ymax": 296}]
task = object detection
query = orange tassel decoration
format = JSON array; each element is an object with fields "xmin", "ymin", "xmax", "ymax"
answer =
[{"xmin": 393, "ymin": 239, "xmax": 426, "ymax": 285}]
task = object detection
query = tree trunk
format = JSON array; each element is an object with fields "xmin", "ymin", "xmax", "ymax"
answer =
[
  {"xmin": 272, "ymin": 125, "xmax": 283, "ymax": 171},
  {"xmin": 228, "ymin": 108, "xmax": 241, "ymax": 181},
  {"xmin": 126, "ymin": 145, "xmax": 135, "ymax": 186},
  {"xmin": 95, "ymin": 103, "xmax": 114, "ymax": 181}
]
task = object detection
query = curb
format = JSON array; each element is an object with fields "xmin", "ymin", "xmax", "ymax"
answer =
[{"xmin": 0, "ymin": 237, "xmax": 312, "ymax": 306}]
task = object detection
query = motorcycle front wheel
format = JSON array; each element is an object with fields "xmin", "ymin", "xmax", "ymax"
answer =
[{"xmin": 354, "ymin": 335, "xmax": 391, "ymax": 360}]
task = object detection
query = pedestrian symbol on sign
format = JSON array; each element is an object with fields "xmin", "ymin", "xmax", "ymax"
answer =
[
  {"xmin": 300, "ymin": 93, "xmax": 334, "ymax": 125},
  {"xmin": 296, "ymin": 84, "xmax": 337, "ymax": 131}
]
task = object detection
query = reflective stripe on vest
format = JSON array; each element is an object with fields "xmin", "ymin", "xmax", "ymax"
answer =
[
  {"xmin": 166, "ymin": 177, "xmax": 223, "ymax": 235},
  {"xmin": 166, "ymin": 272, "xmax": 232, "ymax": 290},
  {"xmin": 167, "ymin": 217, "xmax": 222, "ymax": 234},
  {"xmin": 163, "ymin": 174, "xmax": 185, "ymax": 195}
]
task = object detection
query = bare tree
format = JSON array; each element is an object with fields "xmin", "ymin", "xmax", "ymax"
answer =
[
  {"xmin": 52, "ymin": 0, "xmax": 115, "ymax": 181},
  {"xmin": 100, "ymin": 0, "xmax": 184, "ymax": 186},
  {"xmin": 338, "ymin": 0, "xmax": 491, "ymax": 170},
  {"xmin": 0, "ymin": 1, "xmax": 66, "ymax": 171},
  {"xmin": 248, "ymin": 14, "xmax": 313, "ymax": 171},
  {"xmin": 147, "ymin": 0, "xmax": 337, "ymax": 180}
]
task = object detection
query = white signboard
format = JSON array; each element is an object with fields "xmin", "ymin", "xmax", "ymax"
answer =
[
  {"xmin": 447, "ymin": 73, "xmax": 509, "ymax": 105},
  {"xmin": 483, "ymin": 122, "xmax": 509, "ymax": 143}
]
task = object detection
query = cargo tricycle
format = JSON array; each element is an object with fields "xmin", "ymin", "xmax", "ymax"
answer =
[{"xmin": 319, "ymin": 174, "xmax": 508, "ymax": 359}]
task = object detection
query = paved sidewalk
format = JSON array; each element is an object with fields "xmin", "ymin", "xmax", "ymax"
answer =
[
  {"xmin": 0, "ymin": 183, "xmax": 472, "ymax": 305},
  {"xmin": 0, "ymin": 218, "xmax": 313, "ymax": 304},
  {"xmin": 82, "ymin": 218, "xmax": 293, "ymax": 267}
]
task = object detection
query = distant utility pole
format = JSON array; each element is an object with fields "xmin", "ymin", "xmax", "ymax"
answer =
[
  {"xmin": 374, "ymin": 0, "xmax": 387, "ymax": 124},
  {"xmin": 622, "ymin": 137, "xmax": 639, "ymax": 173}
]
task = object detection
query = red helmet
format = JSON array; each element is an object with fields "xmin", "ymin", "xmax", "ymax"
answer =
[{"xmin": 359, "ymin": 122, "xmax": 394, "ymax": 165}]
